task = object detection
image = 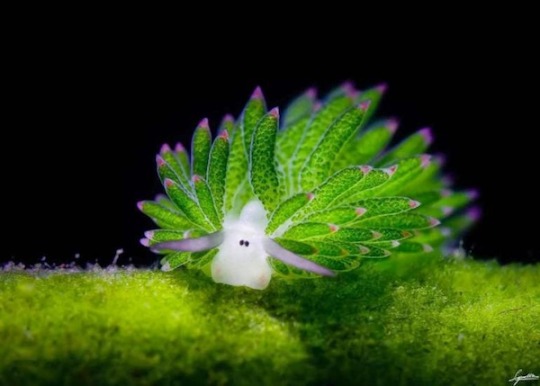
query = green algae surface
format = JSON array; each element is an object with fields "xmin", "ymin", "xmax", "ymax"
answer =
[{"xmin": 1, "ymin": 258, "xmax": 539, "ymax": 385}]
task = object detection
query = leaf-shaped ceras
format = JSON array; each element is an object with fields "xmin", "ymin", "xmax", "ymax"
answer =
[{"xmin": 139, "ymin": 84, "xmax": 478, "ymax": 289}]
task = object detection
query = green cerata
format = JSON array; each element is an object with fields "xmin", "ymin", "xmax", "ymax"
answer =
[{"xmin": 138, "ymin": 83, "xmax": 478, "ymax": 289}]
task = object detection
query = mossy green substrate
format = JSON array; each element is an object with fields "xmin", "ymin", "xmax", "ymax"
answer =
[{"xmin": 1, "ymin": 257, "xmax": 538, "ymax": 386}]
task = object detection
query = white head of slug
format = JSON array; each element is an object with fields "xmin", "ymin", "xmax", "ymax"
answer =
[
  {"xmin": 153, "ymin": 199, "xmax": 334, "ymax": 290},
  {"xmin": 211, "ymin": 200, "xmax": 272, "ymax": 289}
]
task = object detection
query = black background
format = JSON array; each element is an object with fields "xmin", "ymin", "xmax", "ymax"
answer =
[{"xmin": 2, "ymin": 29, "xmax": 539, "ymax": 267}]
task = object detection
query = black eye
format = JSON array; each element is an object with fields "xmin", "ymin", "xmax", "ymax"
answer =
[
  {"xmin": 239, "ymin": 240, "xmax": 244, "ymax": 246},
  {"xmin": 245, "ymin": 241, "xmax": 250, "ymax": 247}
]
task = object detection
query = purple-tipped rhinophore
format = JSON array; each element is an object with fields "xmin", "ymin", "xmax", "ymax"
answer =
[
  {"xmin": 263, "ymin": 238, "xmax": 335, "ymax": 277},
  {"xmin": 154, "ymin": 232, "xmax": 225, "ymax": 252}
]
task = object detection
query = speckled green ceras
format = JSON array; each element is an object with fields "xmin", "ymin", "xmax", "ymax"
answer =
[{"xmin": 138, "ymin": 83, "xmax": 478, "ymax": 289}]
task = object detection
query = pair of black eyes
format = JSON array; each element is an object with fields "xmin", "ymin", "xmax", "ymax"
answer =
[{"xmin": 239, "ymin": 240, "xmax": 250, "ymax": 247}]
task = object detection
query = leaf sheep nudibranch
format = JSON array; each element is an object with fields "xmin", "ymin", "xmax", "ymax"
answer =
[{"xmin": 138, "ymin": 84, "xmax": 478, "ymax": 289}]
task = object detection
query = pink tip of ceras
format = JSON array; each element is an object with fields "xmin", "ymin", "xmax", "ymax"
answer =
[
  {"xmin": 341, "ymin": 80, "xmax": 355, "ymax": 95},
  {"xmin": 467, "ymin": 207, "xmax": 482, "ymax": 222},
  {"xmin": 355, "ymin": 207, "xmax": 367, "ymax": 216},
  {"xmin": 440, "ymin": 227, "xmax": 452, "ymax": 237},
  {"xmin": 359, "ymin": 245, "xmax": 370, "ymax": 254},
  {"xmin": 429, "ymin": 217, "xmax": 441, "ymax": 227},
  {"xmin": 409, "ymin": 200, "xmax": 421, "ymax": 209},
  {"xmin": 160, "ymin": 143, "xmax": 172, "ymax": 154},
  {"xmin": 345, "ymin": 88, "xmax": 360, "ymax": 100},
  {"xmin": 442, "ymin": 174, "xmax": 454, "ymax": 186},
  {"xmin": 423, "ymin": 244, "xmax": 434, "ymax": 252},
  {"xmin": 144, "ymin": 231, "xmax": 154, "ymax": 239},
  {"xmin": 359, "ymin": 100, "xmax": 371, "ymax": 111},
  {"xmin": 375, "ymin": 82, "xmax": 388, "ymax": 94},
  {"xmin": 434, "ymin": 153, "xmax": 446, "ymax": 166},
  {"xmin": 154, "ymin": 193, "xmax": 167, "ymax": 201},
  {"xmin": 386, "ymin": 118, "xmax": 399, "ymax": 134},
  {"xmin": 164, "ymin": 179, "xmax": 174, "ymax": 188},
  {"xmin": 251, "ymin": 86, "xmax": 264, "ymax": 100},
  {"xmin": 156, "ymin": 155, "xmax": 165, "ymax": 167},
  {"xmin": 305, "ymin": 87, "xmax": 317, "ymax": 100},
  {"xmin": 306, "ymin": 192, "xmax": 315, "ymax": 201},
  {"xmin": 442, "ymin": 206, "xmax": 454, "ymax": 216},
  {"xmin": 198, "ymin": 117, "xmax": 209, "ymax": 129},
  {"xmin": 174, "ymin": 142, "xmax": 186, "ymax": 153},
  {"xmin": 385, "ymin": 164, "xmax": 398, "ymax": 176},
  {"xmin": 467, "ymin": 189, "xmax": 480, "ymax": 200},
  {"xmin": 418, "ymin": 127, "xmax": 433, "ymax": 145},
  {"xmin": 402, "ymin": 230, "xmax": 413, "ymax": 238},
  {"xmin": 137, "ymin": 201, "xmax": 145, "ymax": 211},
  {"xmin": 269, "ymin": 107, "xmax": 279, "ymax": 118},
  {"xmin": 223, "ymin": 113, "xmax": 234, "ymax": 123},
  {"xmin": 360, "ymin": 165, "xmax": 373, "ymax": 174},
  {"xmin": 139, "ymin": 238, "xmax": 150, "ymax": 247},
  {"xmin": 192, "ymin": 174, "xmax": 202, "ymax": 183},
  {"xmin": 329, "ymin": 224, "xmax": 339, "ymax": 233},
  {"xmin": 371, "ymin": 231, "xmax": 383, "ymax": 240},
  {"xmin": 313, "ymin": 101, "xmax": 323, "ymax": 112},
  {"xmin": 420, "ymin": 154, "xmax": 432, "ymax": 168},
  {"xmin": 219, "ymin": 129, "xmax": 229, "ymax": 140}
]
